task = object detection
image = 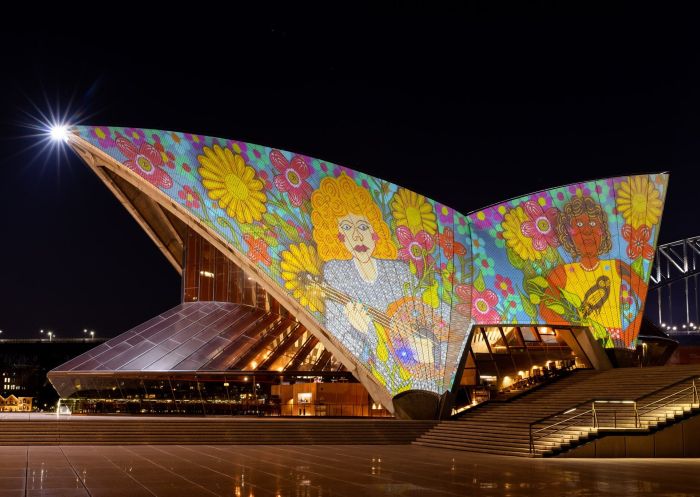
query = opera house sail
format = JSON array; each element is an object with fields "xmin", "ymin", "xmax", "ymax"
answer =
[{"xmin": 49, "ymin": 125, "xmax": 668, "ymax": 417}]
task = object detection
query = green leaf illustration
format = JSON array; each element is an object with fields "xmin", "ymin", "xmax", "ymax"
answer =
[
  {"xmin": 506, "ymin": 246, "xmax": 526, "ymax": 269},
  {"xmin": 530, "ymin": 276, "xmax": 549, "ymax": 289},
  {"xmin": 422, "ymin": 281, "xmax": 440, "ymax": 309},
  {"xmin": 280, "ymin": 221, "xmax": 301, "ymax": 242},
  {"xmin": 546, "ymin": 303, "xmax": 567, "ymax": 316},
  {"xmin": 474, "ymin": 271, "xmax": 486, "ymax": 292},
  {"xmin": 520, "ymin": 290, "xmax": 538, "ymax": 319},
  {"xmin": 631, "ymin": 257, "xmax": 644, "ymax": 279},
  {"xmin": 587, "ymin": 319, "xmax": 608, "ymax": 341},
  {"xmin": 262, "ymin": 235, "xmax": 279, "ymax": 248},
  {"xmin": 560, "ymin": 288, "xmax": 582, "ymax": 308},
  {"xmin": 262, "ymin": 212, "xmax": 279, "ymax": 227}
]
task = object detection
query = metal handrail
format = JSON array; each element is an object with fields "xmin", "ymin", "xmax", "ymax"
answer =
[
  {"xmin": 529, "ymin": 375, "xmax": 700, "ymax": 454},
  {"xmin": 529, "ymin": 407, "xmax": 594, "ymax": 453},
  {"xmin": 635, "ymin": 375, "xmax": 700, "ymax": 404},
  {"xmin": 591, "ymin": 400, "xmax": 638, "ymax": 429},
  {"xmin": 636, "ymin": 379, "xmax": 699, "ymax": 421}
]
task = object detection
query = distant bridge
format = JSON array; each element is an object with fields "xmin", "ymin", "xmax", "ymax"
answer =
[{"xmin": 648, "ymin": 236, "xmax": 700, "ymax": 333}]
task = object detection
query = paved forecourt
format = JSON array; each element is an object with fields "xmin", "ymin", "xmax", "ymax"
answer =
[{"xmin": 0, "ymin": 444, "xmax": 698, "ymax": 496}]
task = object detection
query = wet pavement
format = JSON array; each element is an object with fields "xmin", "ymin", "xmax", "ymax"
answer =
[{"xmin": 0, "ymin": 444, "xmax": 698, "ymax": 496}]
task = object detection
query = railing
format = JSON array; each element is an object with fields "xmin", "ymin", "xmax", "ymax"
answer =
[
  {"xmin": 592, "ymin": 400, "xmax": 639, "ymax": 429},
  {"xmin": 529, "ymin": 401, "xmax": 596, "ymax": 454},
  {"xmin": 529, "ymin": 376, "xmax": 700, "ymax": 454},
  {"xmin": 636, "ymin": 378, "xmax": 699, "ymax": 423}
]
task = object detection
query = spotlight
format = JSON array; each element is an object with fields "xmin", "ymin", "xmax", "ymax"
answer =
[{"xmin": 49, "ymin": 124, "xmax": 69, "ymax": 142}]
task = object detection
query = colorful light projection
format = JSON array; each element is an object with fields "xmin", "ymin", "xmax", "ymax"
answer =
[{"xmin": 73, "ymin": 126, "xmax": 667, "ymax": 398}]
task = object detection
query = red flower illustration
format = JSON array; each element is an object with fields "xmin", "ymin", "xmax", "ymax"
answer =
[
  {"xmin": 270, "ymin": 149, "xmax": 313, "ymax": 206},
  {"xmin": 243, "ymin": 234, "xmax": 272, "ymax": 267},
  {"xmin": 621, "ymin": 224, "xmax": 654, "ymax": 260},
  {"xmin": 397, "ymin": 226, "xmax": 434, "ymax": 278},
  {"xmin": 153, "ymin": 139, "xmax": 176, "ymax": 169},
  {"xmin": 438, "ymin": 227, "xmax": 467, "ymax": 259},
  {"xmin": 455, "ymin": 284, "xmax": 471, "ymax": 317},
  {"xmin": 494, "ymin": 274, "xmax": 514, "ymax": 297},
  {"xmin": 471, "ymin": 288, "xmax": 500, "ymax": 323},
  {"xmin": 178, "ymin": 186, "xmax": 200, "ymax": 210},
  {"xmin": 115, "ymin": 133, "xmax": 173, "ymax": 189},
  {"xmin": 520, "ymin": 200, "xmax": 559, "ymax": 251}
]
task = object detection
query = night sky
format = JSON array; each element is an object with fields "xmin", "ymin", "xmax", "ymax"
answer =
[{"xmin": 0, "ymin": 13, "xmax": 697, "ymax": 339}]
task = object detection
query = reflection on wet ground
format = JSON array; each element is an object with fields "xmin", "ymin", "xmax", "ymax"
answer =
[{"xmin": 0, "ymin": 444, "xmax": 698, "ymax": 496}]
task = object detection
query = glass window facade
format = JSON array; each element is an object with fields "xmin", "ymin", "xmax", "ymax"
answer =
[
  {"xmin": 456, "ymin": 326, "xmax": 593, "ymax": 408},
  {"xmin": 183, "ymin": 229, "xmax": 288, "ymax": 317}
]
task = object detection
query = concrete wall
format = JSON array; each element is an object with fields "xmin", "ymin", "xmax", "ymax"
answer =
[{"xmin": 560, "ymin": 415, "xmax": 700, "ymax": 457}]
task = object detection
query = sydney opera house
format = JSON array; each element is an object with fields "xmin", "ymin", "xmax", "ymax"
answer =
[{"xmin": 48, "ymin": 126, "xmax": 668, "ymax": 419}]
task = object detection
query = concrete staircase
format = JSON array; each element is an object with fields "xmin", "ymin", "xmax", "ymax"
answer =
[
  {"xmin": 0, "ymin": 417, "xmax": 436, "ymax": 445},
  {"xmin": 413, "ymin": 365, "xmax": 700, "ymax": 457}
]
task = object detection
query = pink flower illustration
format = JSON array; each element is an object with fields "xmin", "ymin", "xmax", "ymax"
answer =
[
  {"xmin": 397, "ymin": 226, "xmax": 434, "ymax": 278},
  {"xmin": 471, "ymin": 288, "xmax": 500, "ymax": 323},
  {"xmin": 531, "ymin": 192, "xmax": 552, "ymax": 211},
  {"xmin": 520, "ymin": 200, "xmax": 559, "ymax": 251},
  {"xmin": 494, "ymin": 274, "xmax": 514, "ymax": 297},
  {"xmin": 178, "ymin": 186, "xmax": 200, "ymax": 209},
  {"xmin": 455, "ymin": 284, "xmax": 471, "ymax": 317},
  {"xmin": 153, "ymin": 137, "xmax": 176, "ymax": 169},
  {"xmin": 184, "ymin": 133, "xmax": 205, "ymax": 147},
  {"xmin": 436, "ymin": 203, "xmax": 453, "ymax": 224},
  {"xmin": 92, "ymin": 127, "xmax": 113, "ymax": 148},
  {"xmin": 115, "ymin": 133, "xmax": 173, "ymax": 189},
  {"xmin": 270, "ymin": 149, "xmax": 313, "ymax": 207},
  {"xmin": 568, "ymin": 183, "xmax": 591, "ymax": 198}
]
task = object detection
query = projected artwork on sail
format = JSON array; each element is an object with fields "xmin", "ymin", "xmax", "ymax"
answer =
[{"xmin": 73, "ymin": 125, "xmax": 667, "ymax": 400}]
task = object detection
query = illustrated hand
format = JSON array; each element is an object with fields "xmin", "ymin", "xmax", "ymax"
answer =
[{"xmin": 344, "ymin": 302, "xmax": 372, "ymax": 335}]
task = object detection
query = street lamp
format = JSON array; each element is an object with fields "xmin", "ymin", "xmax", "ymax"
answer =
[
  {"xmin": 47, "ymin": 331, "xmax": 53, "ymax": 342},
  {"xmin": 84, "ymin": 329, "xmax": 96, "ymax": 340}
]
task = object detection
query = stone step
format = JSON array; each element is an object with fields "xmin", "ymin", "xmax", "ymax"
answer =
[{"xmin": 428, "ymin": 367, "xmax": 700, "ymax": 457}]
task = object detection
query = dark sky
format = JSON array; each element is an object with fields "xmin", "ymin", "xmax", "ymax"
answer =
[{"xmin": 0, "ymin": 12, "xmax": 697, "ymax": 339}]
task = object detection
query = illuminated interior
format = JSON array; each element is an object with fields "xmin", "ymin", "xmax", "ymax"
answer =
[{"xmin": 455, "ymin": 325, "xmax": 593, "ymax": 409}]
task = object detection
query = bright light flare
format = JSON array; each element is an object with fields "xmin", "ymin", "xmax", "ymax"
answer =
[
  {"xmin": 13, "ymin": 91, "xmax": 96, "ymax": 177},
  {"xmin": 50, "ymin": 124, "xmax": 69, "ymax": 142}
]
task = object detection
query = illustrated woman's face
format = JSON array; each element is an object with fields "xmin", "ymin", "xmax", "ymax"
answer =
[
  {"xmin": 338, "ymin": 213, "xmax": 376, "ymax": 263},
  {"xmin": 568, "ymin": 213, "xmax": 603, "ymax": 258}
]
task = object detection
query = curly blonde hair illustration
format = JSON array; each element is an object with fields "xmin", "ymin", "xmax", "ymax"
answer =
[{"xmin": 311, "ymin": 174, "xmax": 397, "ymax": 261}]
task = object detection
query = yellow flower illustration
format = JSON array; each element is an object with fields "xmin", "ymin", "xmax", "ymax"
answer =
[
  {"xmin": 280, "ymin": 243, "xmax": 325, "ymax": 313},
  {"xmin": 616, "ymin": 176, "xmax": 663, "ymax": 228},
  {"xmin": 391, "ymin": 188, "xmax": 437, "ymax": 235},
  {"xmin": 502, "ymin": 206, "xmax": 541, "ymax": 261},
  {"xmin": 198, "ymin": 144, "xmax": 267, "ymax": 224}
]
